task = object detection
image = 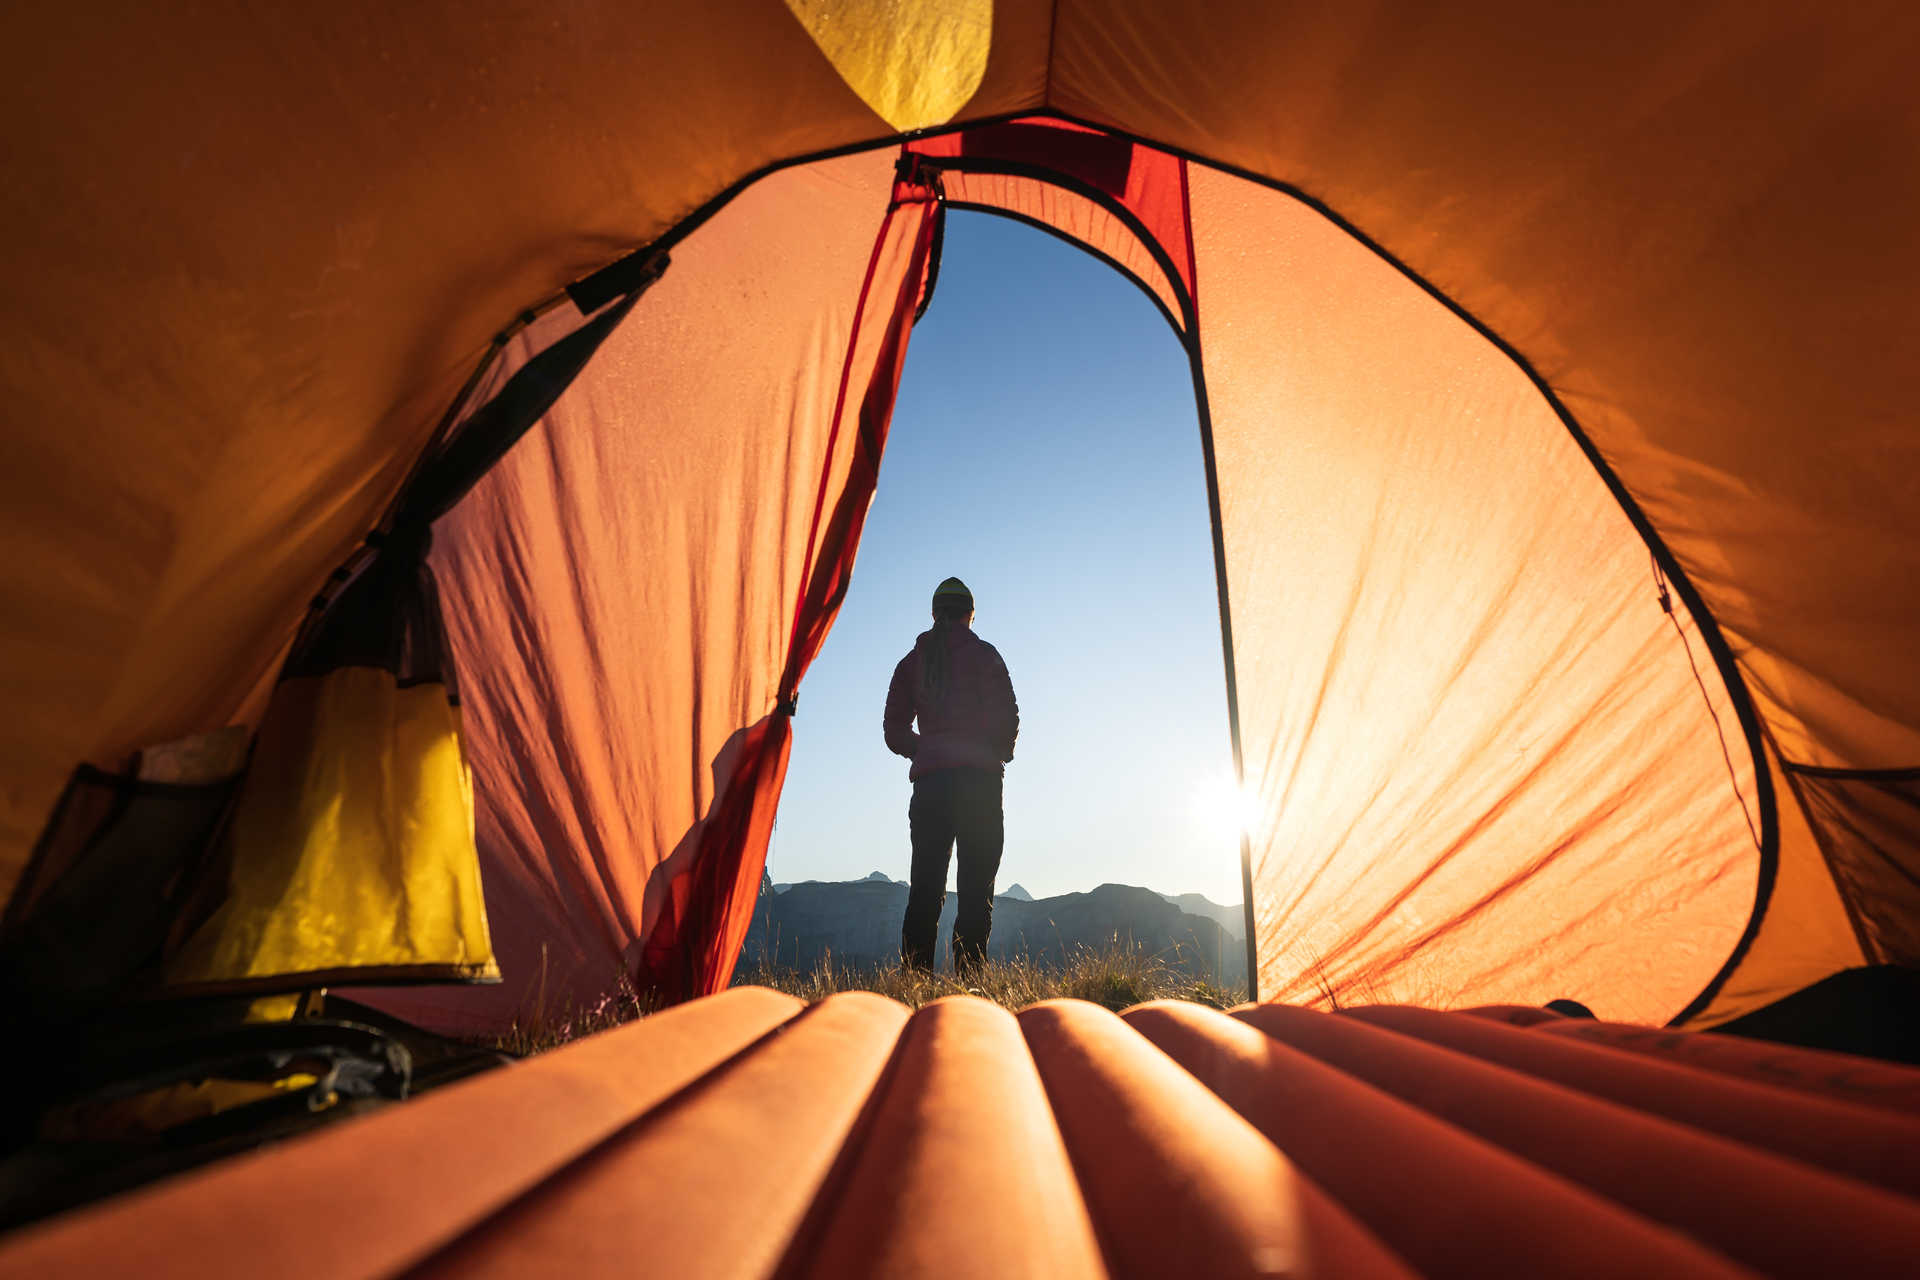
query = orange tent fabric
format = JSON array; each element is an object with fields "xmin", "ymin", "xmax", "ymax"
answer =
[
  {"xmin": 362, "ymin": 116, "xmax": 1761, "ymax": 1030},
  {"xmin": 2, "ymin": 4, "xmax": 1915, "ymax": 1026},
  {"xmin": 1195, "ymin": 159, "xmax": 1759, "ymax": 1019},
  {"xmin": 900, "ymin": 118, "xmax": 1759, "ymax": 1024},
  {"xmin": 365, "ymin": 153, "xmax": 936, "ymax": 1029}
]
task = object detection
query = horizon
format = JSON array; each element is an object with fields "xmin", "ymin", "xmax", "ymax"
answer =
[
  {"xmin": 769, "ymin": 211, "xmax": 1247, "ymax": 906},
  {"xmin": 767, "ymin": 866, "xmax": 1244, "ymax": 909}
]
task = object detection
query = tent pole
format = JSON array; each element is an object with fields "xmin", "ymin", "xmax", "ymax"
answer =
[
  {"xmin": 1170, "ymin": 160, "xmax": 1260, "ymax": 1002},
  {"xmin": 1193, "ymin": 333, "xmax": 1258, "ymax": 1002}
]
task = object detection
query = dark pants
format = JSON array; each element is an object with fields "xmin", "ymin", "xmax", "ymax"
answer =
[{"xmin": 901, "ymin": 768, "xmax": 1004, "ymax": 975}]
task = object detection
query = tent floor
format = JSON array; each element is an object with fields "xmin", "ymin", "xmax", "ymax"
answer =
[{"xmin": 1709, "ymin": 965, "xmax": 1920, "ymax": 1064}]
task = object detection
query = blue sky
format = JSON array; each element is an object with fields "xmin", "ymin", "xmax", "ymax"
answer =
[{"xmin": 771, "ymin": 212, "xmax": 1245, "ymax": 905}]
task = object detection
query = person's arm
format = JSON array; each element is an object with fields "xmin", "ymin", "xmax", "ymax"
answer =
[
  {"xmin": 990, "ymin": 648, "xmax": 1018, "ymax": 763},
  {"xmin": 883, "ymin": 654, "xmax": 920, "ymax": 759}
]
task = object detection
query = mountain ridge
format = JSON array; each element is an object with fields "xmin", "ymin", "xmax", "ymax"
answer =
[{"xmin": 746, "ymin": 875, "xmax": 1244, "ymax": 982}]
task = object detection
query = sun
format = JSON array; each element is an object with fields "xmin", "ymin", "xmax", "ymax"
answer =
[{"xmin": 1190, "ymin": 770, "xmax": 1260, "ymax": 843}]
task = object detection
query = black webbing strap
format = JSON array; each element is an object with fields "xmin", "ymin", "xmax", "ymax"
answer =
[{"xmin": 393, "ymin": 256, "xmax": 665, "ymax": 534}]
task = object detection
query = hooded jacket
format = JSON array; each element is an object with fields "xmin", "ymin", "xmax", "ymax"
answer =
[{"xmin": 883, "ymin": 624, "xmax": 1019, "ymax": 780}]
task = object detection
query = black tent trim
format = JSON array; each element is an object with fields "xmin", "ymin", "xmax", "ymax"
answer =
[
  {"xmin": 564, "ymin": 111, "xmax": 1047, "ymax": 319},
  {"xmin": 943, "ymin": 199, "xmax": 1186, "ymax": 337},
  {"xmin": 899, "ymin": 154, "xmax": 1197, "ymax": 333},
  {"xmin": 913, "ymin": 201, "xmax": 948, "ymax": 325},
  {"xmin": 395, "ymin": 265, "xmax": 660, "ymax": 534},
  {"xmin": 1784, "ymin": 762, "xmax": 1920, "ymax": 781},
  {"xmin": 1771, "ymin": 765, "xmax": 1894, "ymax": 966},
  {"xmin": 1183, "ymin": 262, "xmax": 1263, "ymax": 1006}
]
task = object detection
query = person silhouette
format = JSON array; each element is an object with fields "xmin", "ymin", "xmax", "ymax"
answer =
[{"xmin": 883, "ymin": 578, "xmax": 1019, "ymax": 975}]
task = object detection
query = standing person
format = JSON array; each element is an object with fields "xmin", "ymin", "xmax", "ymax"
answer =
[{"xmin": 883, "ymin": 578, "xmax": 1019, "ymax": 975}]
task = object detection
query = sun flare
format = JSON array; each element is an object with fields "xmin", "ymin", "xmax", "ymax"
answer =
[{"xmin": 1190, "ymin": 771, "xmax": 1260, "ymax": 843}]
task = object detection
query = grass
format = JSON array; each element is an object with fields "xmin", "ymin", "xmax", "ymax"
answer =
[
  {"xmin": 734, "ymin": 941, "xmax": 1247, "ymax": 1013},
  {"xmin": 488, "ymin": 973, "xmax": 663, "ymax": 1058},
  {"xmin": 491, "ymin": 940, "xmax": 1246, "ymax": 1054}
]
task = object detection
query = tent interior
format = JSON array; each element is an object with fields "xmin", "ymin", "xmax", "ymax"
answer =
[{"xmin": 2, "ymin": 0, "xmax": 1917, "ymax": 1231}]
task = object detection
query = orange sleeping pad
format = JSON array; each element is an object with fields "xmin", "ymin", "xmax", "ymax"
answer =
[{"xmin": 5, "ymin": 991, "xmax": 1920, "ymax": 1278}]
